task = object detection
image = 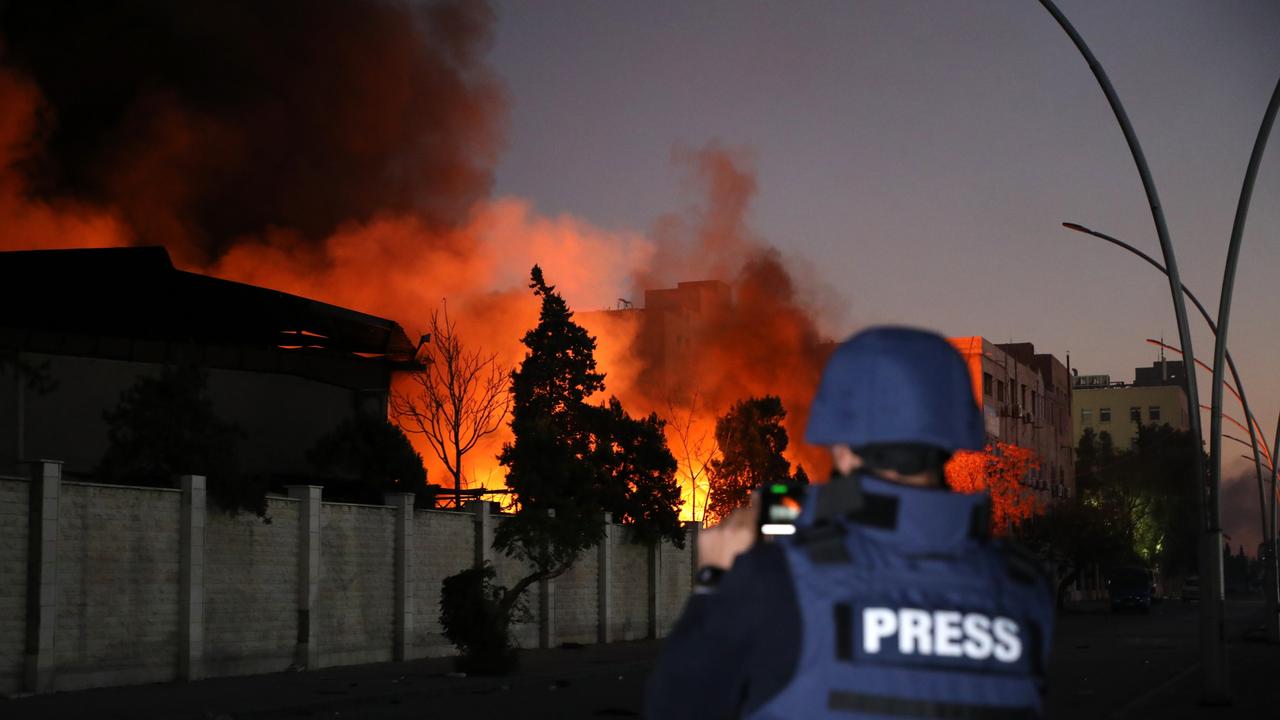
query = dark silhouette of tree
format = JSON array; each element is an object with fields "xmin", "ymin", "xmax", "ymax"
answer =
[
  {"xmin": 705, "ymin": 396, "xmax": 795, "ymax": 522},
  {"xmin": 0, "ymin": 350, "xmax": 58, "ymax": 395},
  {"xmin": 97, "ymin": 364, "xmax": 258, "ymax": 515},
  {"xmin": 392, "ymin": 301, "xmax": 509, "ymax": 507},
  {"xmin": 1017, "ymin": 499, "xmax": 1130, "ymax": 608},
  {"xmin": 587, "ymin": 396, "xmax": 684, "ymax": 546},
  {"xmin": 494, "ymin": 265, "xmax": 684, "ymax": 631},
  {"xmin": 494, "ymin": 265, "xmax": 610, "ymax": 621},
  {"xmin": 666, "ymin": 390, "xmax": 718, "ymax": 525},
  {"xmin": 306, "ymin": 413, "xmax": 433, "ymax": 507},
  {"xmin": 1075, "ymin": 424, "xmax": 1201, "ymax": 573}
]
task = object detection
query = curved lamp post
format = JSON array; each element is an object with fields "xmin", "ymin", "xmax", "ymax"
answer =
[
  {"xmin": 1060, "ymin": 220, "xmax": 1275, "ymax": 569},
  {"xmin": 1037, "ymin": 0, "xmax": 1221, "ymax": 697},
  {"xmin": 1063, "ymin": 223, "xmax": 1271, "ymax": 505},
  {"xmin": 1139, "ymin": 333, "xmax": 1280, "ymax": 640},
  {"xmin": 1207, "ymin": 72, "xmax": 1280, "ymax": 649}
]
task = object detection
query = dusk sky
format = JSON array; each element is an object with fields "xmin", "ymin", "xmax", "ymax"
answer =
[{"xmin": 488, "ymin": 0, "xmax": 1280, "ymax": 544}]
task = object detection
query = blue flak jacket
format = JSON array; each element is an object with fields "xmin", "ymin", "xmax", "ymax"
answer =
[
  {"xmin": 749, "ymin": 476, "xmax": 1055, "ymax": 719},
  {"xmin": 645, "ymin": 474, "xmax": 1055, "ymax": 720}
]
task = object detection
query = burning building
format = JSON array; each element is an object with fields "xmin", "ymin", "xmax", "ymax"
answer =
[
  {"xmin": 0, "ymin": 247, "xmax": 419, "ymax": 479},
  {"xmin": 949, "ymin": 337, "xmax": 1075, "ymax": 500}
]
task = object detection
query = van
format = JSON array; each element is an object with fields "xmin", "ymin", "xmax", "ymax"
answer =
[{"xmin": 1108, "ymin": 567, "xmax": 1154, "ymax": 613}]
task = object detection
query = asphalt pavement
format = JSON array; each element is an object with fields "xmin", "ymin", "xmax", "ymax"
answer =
[{"xmin": 3, "ymin": 598, "xmax": 1278, "ymax": 719}]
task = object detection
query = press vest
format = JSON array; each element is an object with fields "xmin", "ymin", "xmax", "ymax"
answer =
[{"xmin": 748, "ymin": 475, "xmax": 1053, "ymax": 720}]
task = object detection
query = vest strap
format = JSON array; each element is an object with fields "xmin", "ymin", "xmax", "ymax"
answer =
[
  {"xmin": 827, "ymin": 691, "xmax": 1036, "ymax": 719},
  {"xmin": 797, "ymin": 522, "xmax": 852, "ymax": 564}
]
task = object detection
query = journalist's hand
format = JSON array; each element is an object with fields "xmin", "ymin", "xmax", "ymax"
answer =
[{"xmin": 697, "ymin": 492, "xmax": 760, "ymax": 571}]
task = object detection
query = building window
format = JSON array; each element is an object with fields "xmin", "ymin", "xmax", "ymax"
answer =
[
  {"xmin": 1032, "ymin": 390, "xmax": 1039, "ymax": 417},
  {"xmin": 1100, "ymin": 407, "xmax": 1111, "ymax": 423},
  {"xmin": 996, "ymin": 380, "xmax": 1005, "ymax": 402},
  {"xmin": 1149, "ymin": 406, "xmax": 1161, "ymax": 422},
  {"xmin": 1021, "ymin": 384, "xmax": 1027, "ymax": 409},
  {"xmin": 1081, "ymin": 408, "xmax": 1093, "ymax": 425},
  {"xmin": 1130, "ymin": 406, "xmax": 1141, "ymax": 423},
  {"xmin": 983, "ymin": 372, "xmax": 993, "ymax": 397}
]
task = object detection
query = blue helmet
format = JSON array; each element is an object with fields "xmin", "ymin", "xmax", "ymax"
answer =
[{"xmin": 805, "ymin": 326, "xmax": 985, "ymax": 452}]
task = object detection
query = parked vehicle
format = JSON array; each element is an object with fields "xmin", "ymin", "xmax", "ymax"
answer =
[{"xmin": 1108, "ymin": 567, "xmax": 1154, "ymax": 613}]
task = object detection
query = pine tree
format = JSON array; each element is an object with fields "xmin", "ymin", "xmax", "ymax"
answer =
[
  {"xmin": 494, "ymin": 266, "xmax": 608, "ymax": 616},
  {"xmin": 705, "ymin": 396, "xmax": 793, "ymax": 522}
]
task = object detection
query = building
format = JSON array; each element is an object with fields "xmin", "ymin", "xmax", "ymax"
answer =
[
  {"xmin": 949, "ymin": 337, "xmax": 1075, "ymax": 499},
  {"xmin": 0, "ymin": 247, "xmax": 419, "ymax": 479},
  {"xmin": 1071, "ymin": 359, "xmax": 1190, "ymax": 449}
]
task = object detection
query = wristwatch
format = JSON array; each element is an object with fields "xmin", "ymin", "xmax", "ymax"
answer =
[{"xmin": 694, "ymin": 565, "xmax": 726, "ymax": 592}]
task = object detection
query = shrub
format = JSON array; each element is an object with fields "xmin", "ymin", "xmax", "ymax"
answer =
[{"xmin": 439, "ymin": 563, "xmax": 521, "ymax": 674}]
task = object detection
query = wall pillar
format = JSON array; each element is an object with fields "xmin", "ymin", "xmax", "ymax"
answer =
[
  {"xmin": 597, "ymin": 513, "xmax": 612, "ymax": 644},
  {"xmin": 466, "ymin": 501, "xmax": 492, "ymax": 567},
  {"xmin": 178, "ymin": 475, "xmax": 206, "ymax": 681},
  {"xmin": 539, "ymin": 509, "xmax": 556, "ymax": 649},
  {"xmin": 685, "ymin": 521, "xmax": 700, "ymax": 590},
  {"xmin": 287, "ymin": 485, "xmax": 322, "ymax": 669},
  {"xmin": 24, "ymin": 459, "xmax": 60, "ymax": 693},
  {"xmin": 647, "ymin": 540, "xmax": 662, "ymax": 639},
  {"xmin": 384, "ymin": 492, "xmax": 415, "ymax": 661}
]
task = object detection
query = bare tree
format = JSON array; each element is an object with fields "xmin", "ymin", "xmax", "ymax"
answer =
[
  {"xmin": 392, "ymin": 302, "xmax": 510, "ymax": 508},
  {"xmin": 666, "ymin": 390, "xmax": 719, "ymax": 525}
]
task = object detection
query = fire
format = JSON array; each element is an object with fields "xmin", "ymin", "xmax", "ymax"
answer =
[
  {"xmin": 0, "ymin": 2, "xmax": 836, "ymax": 520},
  {"xmin": 945, "ymin": 442, "xmax": 1041, "ymax": 535}
]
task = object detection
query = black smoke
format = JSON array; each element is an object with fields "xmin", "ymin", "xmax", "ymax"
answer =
[{"xmin": 0, "ymin": 0, "xmax": 503, "ymax": 262}]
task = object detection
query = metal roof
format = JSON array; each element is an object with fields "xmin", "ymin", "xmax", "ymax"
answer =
[{"xmin": 0, "ymin": 247, "xmax": 416, "ymax": 360}]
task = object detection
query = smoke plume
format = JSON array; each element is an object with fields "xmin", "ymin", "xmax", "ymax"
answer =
[
  {"xmin": 1, "ymin": 4, "xmax": 838, "ymax": 501},
  {"xmin": 620, "ymin": 145, "xmax": 835, "ymax": 480},
  {"xmin": 0, "ymin": 0, "xmax": 502, "ymax": 264}
]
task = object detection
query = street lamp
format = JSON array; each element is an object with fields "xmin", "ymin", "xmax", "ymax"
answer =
[
  {"xmin": 1041, "ymin": 6, "xmax": 1279, "ymax": 696},
  {"xmin": 1064, "ymin": 220, "xmax": 1280, "ymax": 643}
]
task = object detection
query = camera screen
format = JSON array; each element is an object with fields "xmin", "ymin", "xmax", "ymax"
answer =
[{"xmin": 761, "ymin": 483, "xmax": 802, "ymax": 536}]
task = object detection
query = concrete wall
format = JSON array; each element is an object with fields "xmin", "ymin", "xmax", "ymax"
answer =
[
  {"xmin": 555, "ymin": 545, "xmax": 598, "ymax": 645},
  {"xmin": 490, "ymin": 518, "xmax": 542, "ymax": 650},
  {"xmin": 659, "ymin": 538, "xmax": 691, "ymax": 636},
  {"xmin": 0, "ymin": 475, "xmax": 28, "ymax": 695},
  {"xmin": 317, "ymin": 503, "xmax": 396, "ymax": 668},
  {"xmin": 611, "ymin": 528, "xmax": 651, "ymax": 641},
  {"xmin": 55, "ymin": 482, "xmax": 182, "ymax": 691},
  {"xmin": 410, "ymin": 510, "xmax": 474, "ymax": 657},
  {"xmin": 204, "ymin": 497, "xmax": 300, "ymax": 677},
  {"xmin": 0, "ymin": 470, "xmax": 693, "ymax": 696}
]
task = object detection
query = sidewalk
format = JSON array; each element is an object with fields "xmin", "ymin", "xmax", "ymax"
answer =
[
  {"xmin": 0, "ymin": 641, "xmax": 660, "ymax": 720},
  {"xmin": 1119, "ymin": 637, "xmax": 1280, "ymax": 719},
  {"xmin": 4, "ymin": 605, "xmax": 1279, "ymax": 719}
]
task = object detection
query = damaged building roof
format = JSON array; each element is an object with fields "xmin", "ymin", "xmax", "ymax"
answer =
[{"xmin": 0, "ymin": 246, "xmax": 418, "ymax": 381}]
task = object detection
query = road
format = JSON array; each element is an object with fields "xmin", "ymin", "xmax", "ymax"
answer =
[{"xmin": 3, "ymin": 598, "xmax": 1277, "ymax": 719}]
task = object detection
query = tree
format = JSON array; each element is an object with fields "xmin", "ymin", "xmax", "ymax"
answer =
[
  {"xmin": 0, "ymin": 350, "xmax": 58, "ymax": 395},
  {"xmin": 1017, "ymin": 499, "xmax": 1130, "ymax": 608},
  {"xmin": 705, "ymin": 396, "xmax": 797, "ymax": 523},
  {"xmin": 494, "ymin": 266, "xmax": 684, "ymax": 633},
  {"xmin": 665, "ymin": 391, "xmax": 719, "ymax": 525},
  {"xmin": 391, "ymin": 302, "xmax": 509, "ymax": 508},
  {"xmin": 494, "ymin": 265, "xmax": 611, "ymax": 621},
  {"xmin": 586, "ymin": 397, "xmax": 684, "ymax": 546},
  {"xmin": 306, "ymin": 413, "xmax": 434, "ymax": 507},
  {"xmin": 97, "ymin": 364, "xmax": 259, "ymax": 515},
  {"xmin": 945, "ymin": 441, "xmax": 1040, "ymax": 535}
]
